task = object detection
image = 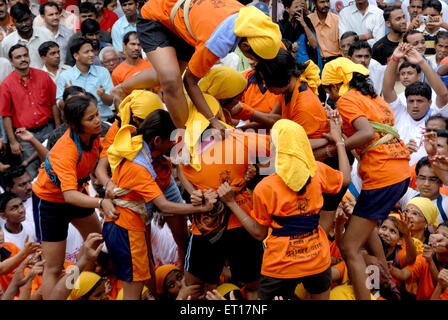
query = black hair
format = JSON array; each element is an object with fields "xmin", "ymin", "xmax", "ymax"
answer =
[
  {"xmin": 297, "ymin": 177, "xmax": 311, "ymax": 196},
  {"xmin": 349, "ymin": 72, "xmax": 377, "ymax": 99},
  {"xmin": 426, "ymin": 114, "xmax": 448, "ymax": 128},
  {"xmin": 409, "ymin": 0, "xmax": 423, "ymax": 5},
  {"xmin": 383, "ymin": 5, "xmax": 403, "ymax": 21},
  {"xmin": 255, "ymin": 48, "xmax": 307, "ymax": 88},
  {"xmin": 382, "ymin": 215, "xmax": 404, "ymax": 238},
  {"xmin": 0, "ymin": 191, "xmax": 21, "ymax": 213},
  {"xmin": 137, "ymin": 109, "xmax": 176, "ymax": 144},
  {"xmin": 403, "ymin": 29, "xmax": 422, "ymax": 43},
  {"xmin": 348, "ymin": 41, "xmax": 372, "ymax": 57},
  {"xmin": 8, "ymin": 43, "xmax": 28, "ymax": 59},
  {"xmin": 423, "ymin": 0, "xmax": 442, "ymax": 13},
  {"xmin": 123, "ymin": 31, "xmax": 137, "ymax": 46},
  {"xmin": 79, "ymin": 1, "xmax": 97, "ymax": 15},
  {"xmin": 436, "ymin": 129, "xmax": 448, "ymax": 143},
  {"xmin": 119, "ymin": 0, "xmax": 136, "ymax": 6},
  {"xmin": 404, "ymin": 81, "xmax": 432, "ymax": 101},
  {"xmin": 340, "ymin": 31, "xmax": 359, "ymax": 42},
  {"xmin": 415, "ymin": 156, "xmax": 432, "ymax": 176},
  {"xmin": 64, "ymin": 95, "xmax": 95, "ymax": 133},
  {"xmin": 104, "ymin": 0, "xmax": 115, "ymax": 8},
  {"xmin": 10, "ymin": 2, "xmax": 31, "ymax": 21},
  {"xmin": 70, "ymin": 37, "xmax": 93, "ymax": 58},
  {"xmin": 39, "ymin": 1, "xmax": 60, "ymax": 16},
  {"xmin": 435, "ymin": 30, "xmax": 448, "ymax": 44},
  {"xmin": 281, "ymin": 38, "xmax": 294, "ymax": 54},
  {"xmin": 62, "ymin": 85, "xmax": 86, "ymax": 102},
  {"xmin": 85, "ymin": 92, "xmax": 98, "ymax": 106},
  {"xmin": 398, "ymin": 60, "xmax": 421, "ymax": 74},
  {"xmin": 80, "ymin": 276, "xmax": 103, "ymax": 300},
  {"xmin": 0, "ymin": 165, "xmax": 27, "ymax": 190},
  {"xmin": 437, "ymin": 220, "xmax": 448, "ymax": 230},
  {"xmin": 81, "ymin": 18, "xmax": 100, "ymax": 35},
  {"xmin": 38, "ymin": 40, "xmax": 59, "ymax": 58}
]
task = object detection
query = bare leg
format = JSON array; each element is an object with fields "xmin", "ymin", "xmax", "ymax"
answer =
[
  {"xmin": 71, "ymin": 213, "xmax": 102, "ymax": 240},
  {"xmin": 244, "ymin": 279, "xmax": 260, "ymax": 300},
  {"xmin": 319, "ymin": 209, "xmax": 336, "ymax": 235},
  {"xmin": 165, "ymin": 215, "xmax": 189, "ymax": 268},
  {"xmin": 122, "ymin": 280, "xmax": 145, "ymax": 300},
  {"xmin": 40, "ymin": 240, "xmax": 67, "ymax": 300}
]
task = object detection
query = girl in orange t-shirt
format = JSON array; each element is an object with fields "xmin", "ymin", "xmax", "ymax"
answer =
[
  {"xmin": 31, "ymin": 95, "xmax": 118, "ymax": 300},
  {"xmin": 217, "ymin": 118, "xmax": 351, "ymax": 300},
  {"xmin": 321, "ymin": 57, "xmax": 411, "ymax": 300}
]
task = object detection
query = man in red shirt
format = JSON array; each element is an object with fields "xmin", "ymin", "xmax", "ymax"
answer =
[
  {"xmin": 86, "ymin": 0, "xmax": 118, "ymax": 34},
  {"xmin": 0, "ymin": 44, "xmax": 61, "ymax": 179}
]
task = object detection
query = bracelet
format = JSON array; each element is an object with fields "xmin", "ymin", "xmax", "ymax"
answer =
[
  {"xmin": 336, "ymin": 142, "xmax": 345, "ymax": 147},
  {"xmin": 390, "ymin": 56, "xmax": 398, "ymax": 62},
  {"xmin": 98, "ymin": 198, "xmax": 104, "ymax": 208},
  {"xmin": 207, "ymin": 115, "xmax": 216, "ymax": 122}
]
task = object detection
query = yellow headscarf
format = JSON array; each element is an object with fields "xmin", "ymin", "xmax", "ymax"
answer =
[
  {"xmin": 117, "ymin": 90, "xmax": 164, "ymax": 126},
  {"xmin": 216, "ymin": 283, "xmax": 240, "ymax": 297},
  {"xmin": 299, "ymin": 60, "xmax": 321, "ymax": 95},
  {"xmin": 406, "ymin": 197, "xmax": 440, "ymax": 227},
  {"xmin": 271, "ymin": 119, "xmax": 316, "ymax": 192},
  {"xmin": 198, "ymin": 66, "xmax": 247, "ymax": 100},
  {"xmin": 234, "ymin": 6, "xmax": 281, "ymax": 59},
  {"xmin": 184, "ymin": 94, "xmax": 232, "ymax": 171},
  {"xmin": 116, "ymin": 286, "xmax": 149, "ymax": 300},
  {"xmin": 330, "ymin": 285, "xmax": 376, "ymax": 300},
  {"xmin": 107, "ymin": 90, "xmax": 164, "ymax": 173},
  {"xmin": 155, "ymin": 264, "xmax": 181, "ymax": 295},
  {"xmin": 321, "ymin": 57, "xmax": 370, "ymax": 96},
  {"xmin": 67, "ymin": 271, "xmax": 102, "ymax": 300}
]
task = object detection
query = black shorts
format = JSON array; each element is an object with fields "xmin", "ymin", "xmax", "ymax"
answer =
[
  {"xmin": 136, "ymin": 14, "xmax": 195, "ymax": 62},
  {"xmin": 257, "ymin": 267, "xmax": 332, "ymax": 300},
  {"xmin": 32, "ymin": 191, "xmax": 94, "ymax": 242},
  {"xmin": 184, "ymin": 227, "xmax": 263, "ymax": 284}
]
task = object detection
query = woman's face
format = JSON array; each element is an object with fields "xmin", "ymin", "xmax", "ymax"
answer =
[
  {"xmin": 165, "ymin": 270, "xmax": 183, "ymax": 298},
  {"xmin": 80, "ymin": 103, "xmax": 102, "ymax": 135},
  {"xmin": 377, "ymin": 219, "xmax": 401, "ymax": 248},
  {"xmin": 286, "ymin": 0, "xmax": 304, "ymax": 17},
  {"xmin": 404, "ymin": 204, "xmax": 427, "ymax": 232}
]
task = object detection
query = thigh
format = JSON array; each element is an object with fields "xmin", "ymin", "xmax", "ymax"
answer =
[
  {"xmin": 41, "ymin": 239, "xmax": 67, "ymax": 271},
  {"xmin": 341, "ymin": 214, "xmax": 379, "ymax": 254},
  {"xmin": 258, "ymin": 275, "xmax": 299, "ymax": 300},
  {"xmin": 71, "ymin": 212, "xmax": 102, "ymax": 241}
]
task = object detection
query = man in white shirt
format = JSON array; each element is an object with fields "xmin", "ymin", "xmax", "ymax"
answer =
[
  {"xmin": 348, "ymin": 40, "xmax": 386, "ymax": 94},
  {"xmin": 1, "ymin": 3, "xmax": 54, "ymax": 69},
  {"xmin": 39, "ymin": 1, "xmax": 74, "ymax": 64},
  {"xmin": 330, "ymin": 0, "xmax": 378, "ymax": 14},
  {"xmin": 39, "ymin": 41, "xmax": 70, "ymax": 83},
  {"xmin": 339, "ymin": 0, "xmax": 386, "ymax": 47},
  {"xmin": 33, "ymin": 0, "xmax": 79, "ymax": 32},
  {"xmin": 383, "ymin": 44, "xmax": 448, "ymax": 165}
]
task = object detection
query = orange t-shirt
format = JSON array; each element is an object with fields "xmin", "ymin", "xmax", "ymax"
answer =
[
  {"xmin": 111, "ymin": 59, "xmax": 153, "ymax": 86},
  {"xmin": 250, "ymin": 162, "xmax": 343, "ymax": 278},
  {"xmin": 179, "ymin": 130, "xmax": 271, "ymax": 235},
  {"xmin": 240, "ymin": 69, "xmax": 278, "ymax": 114},
  {"xmin": 105, "ymin": 160, "xmax": 163, "ymax": 232},
  {"xmin": 337, "ymin": 89, "xmax": 410, "ymax": 190},
  {"xmin": 140, "ymin": 0, "xmax": 243, "ymax": 78},
  {"xmin": 100, "ymin": 120, "xmax": 120, "ymax": 159},
  {"xmin": 32, "ymin": 129, "xmax": 100, "ymax": 203},
  {"xmin": 409, "ymin": 162, "xmax": 448, "ymax": 195},
  {"xmin": 0, "ymin": 242, "xmax": 21, "ymax": 292},
  {"xmin": 405, "ymin": 254, "xmax": 438, "ymax": 300},
  {"xmin": 279, "ymin": 80, "xmax": 329, "ymax": 139}
]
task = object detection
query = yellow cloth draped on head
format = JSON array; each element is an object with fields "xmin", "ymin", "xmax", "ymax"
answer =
[
  {"xmin": 271, "ymin": 119, "xmax": 317, "ymax": 192},
  {"xmin": 234, "ymin": 6, "xmax": 281, "ymax": 59},
  {"xmin": 198, "ymin": 66, "xmax": 247, "ymax": 100},
  {"xmin": 184, "ymin": 94, "xmax": 232, "ymax": 172},
  {"xmin": 67, "ymin": 271, "xmax": 102, "ymax": 300},
  {"xmin": 300, "ymin": 60, "xmax": 321, "ymax": 95},
  {"xmin": 107, "ymin": 90, "xmax": 164, "ymax": 173},
  {"xmin": 406, "ymin": 197, "xmax": 440, "ymax": 227},
  {"xmin": 321, "ymin": 57, "xmax": 370, "ymax": 96}
]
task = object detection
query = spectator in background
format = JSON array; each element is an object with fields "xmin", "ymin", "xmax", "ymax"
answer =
[
  {"xmin": 417, "ymin": 0, "xmax": 447, "ymax": 56},
  {"xmin": 427, "ymin": 31, "xmax": 448, "ymax": 67},
  {"xmin": 39, "ymin": 1, "xmax": 74, "ymax": 64},
  {"xmin": 1, "ymin": 3, "xmax": 55, "ymax": 69},
  {"xmin": 99, "ymin": 45, "xmax": 120, "ymax": 74},
  {"xmin": 33, "ymin": 0, "xmax": 79, "ymax": 32},
  {"xmin": 338, "ymin": 0, "xmax": 385, "ymax": 47},
  {"xmin": 247, "ymin": 0, "xmax": 285, "ymax": 22},
  {"xmin": 111, "ymin": 0, "xmax": 137, "ymax": 53},
  {"xmin": 39, "ymin": 41, "xmax": 70, "ymax": 83},
  {"xmin": 80, "ymin": 19, "xmax": 112, "ymax": 66},
  {"xmin": 372, "ymin": 6, "xmax": 407, "ymax": 65},
  {"xmin": 406, "ymin": 0, "xmax": 424, "ymax": 31},
  {"xmin": 0, "ymin": 0, "xmax": 15, "ymax": 43},
  {"xmin": 111, "ymin": 31, "xmax": 151, "ymax": 86},
  {"xmin": 86, "ymin": 0, "xmax": 118, "ymax": 34},
  {"xmin": 340, "ymin": 31, "xmax": 359, "ymax": 57}
]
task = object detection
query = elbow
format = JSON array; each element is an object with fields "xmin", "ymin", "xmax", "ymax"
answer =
[{"xmin": 342, "ymin": 175, "xmax": 351, "ymax": 188}]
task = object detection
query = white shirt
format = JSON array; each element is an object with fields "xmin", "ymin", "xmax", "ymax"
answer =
[
  {"xmin": 389, "ymin": 97, "xmax": 448, "ymax": 165},
  {"xmin": 339, "ymin": 3, "xmax": 385, "ymax": 47},
  {"xmin": 48, "ymin": 24, "xmax": 74, "ymax": 64},
  {"xmin": 0, "ymin": 27, "xmax": 55, "ymax": 69},
  {"xmin": 330, "ymin": 0, "xmax": 378, "ymax": 14},
  {"xmin": 426, "ymin": 54, "xmax": 439, "ymax": 69},
  {"xmin": 368, "ymin": 58, "xmax": 386, "ymax": 94},
  {"xmin": 41, "ymin": 63, "xmax": 71, "ymax": 84},
  {"xmin": 24, "ymin": 196, "xmax": 33, "ymax": 225},
  {"xmin": 0, "ymin": 57, "xmax": 13, "ymax": 83},
  {"xmin": 150, "ymin": 218, "xmax": 179, "ymax": 268},
  {"xmin": 33, "ymin": 10, "xmax": 80, "ymax": 33},
  {"xmin": 3, "ymin": 221, "xmax": 36, "ymax": 250},
  {"xmin": 213, "ymin": 52, "xmax": 240, "ymax": 71}
]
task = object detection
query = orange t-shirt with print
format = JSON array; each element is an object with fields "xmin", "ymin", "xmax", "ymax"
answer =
[
  {"xmin": 179, "ymin": 130, "xmax": 271, "ymax": 235},
  {"xmin": 32, "ymin": 129, "xmax": 100, "ymax": 203},
  {"xmin": 337, "ymin": 89, "xmax": 410, "ymax": 190},
  {"xmin": 279, "ymin": 80, "xmax": 329, "ymax": 139},
  {"xmin": 111, "ymin": 59, "xmax": 153, "ymax": 86},
  {"xmin": 140, "ymin": 0, "xmax": 243, "ymax": 78},
  {"xmin": 250, "ymin": 162, "xmax": 342, "ymax": 279},
  {"xmin": 240, "ymin": 69, "xmax": 278, "ymax": 114},
  {"xmin": 105, "ymin": 160, "xmax": 163, "ymax": 232},
  {"xmin": 100, "ymin": 120, "xmax": 120, "ymax": 159}
]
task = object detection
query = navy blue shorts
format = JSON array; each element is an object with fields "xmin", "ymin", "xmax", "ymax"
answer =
[
  {"xmin": 352, "ymin": 178, "xmax": 410, "ymax": 221},
  {"xmin": 32, "ymin": 191, "xmax": 94, "ymax": 242}
]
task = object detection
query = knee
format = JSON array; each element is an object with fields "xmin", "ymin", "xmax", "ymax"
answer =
[
  {"xmin": 339, "ymin": 238, "xmax": 358, "ymax": 262},
  {"xmin": 158, "ymin": 73, "xmax": 183, "ymax": 93}
]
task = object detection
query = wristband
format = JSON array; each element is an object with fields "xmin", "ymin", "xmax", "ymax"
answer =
[{"xmin": 390, "ymin": 56, "xmax": 398, "ymax": 62}]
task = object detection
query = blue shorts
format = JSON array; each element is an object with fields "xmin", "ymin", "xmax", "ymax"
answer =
[
  {"xmin": 32, "ymin": 191, "xmax": 94, "ymax": 242},
  {"xmin": 353, "ymin": 178, "xmax": 410, "ymax": 221},
  {"xmin": 102, "ymin": 221, "xmax": 150, "ymax": 282}
]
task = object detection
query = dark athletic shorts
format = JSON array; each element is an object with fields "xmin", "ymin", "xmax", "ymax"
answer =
[
  {"xmin": 184, "ymin": 227, "xmax": 263, "ymax": 284},
  {"xmin": 136, "ymin": 14, "xmax": 195, "ymax": 62},
  {"xmin": 32, "ymin": 191, "xmax": 94, "ymax": 242}
]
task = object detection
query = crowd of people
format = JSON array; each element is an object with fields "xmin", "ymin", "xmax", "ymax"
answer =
[{"xmin": 0, "ymin": 0, "xmax": 447, "ymax": 301}]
